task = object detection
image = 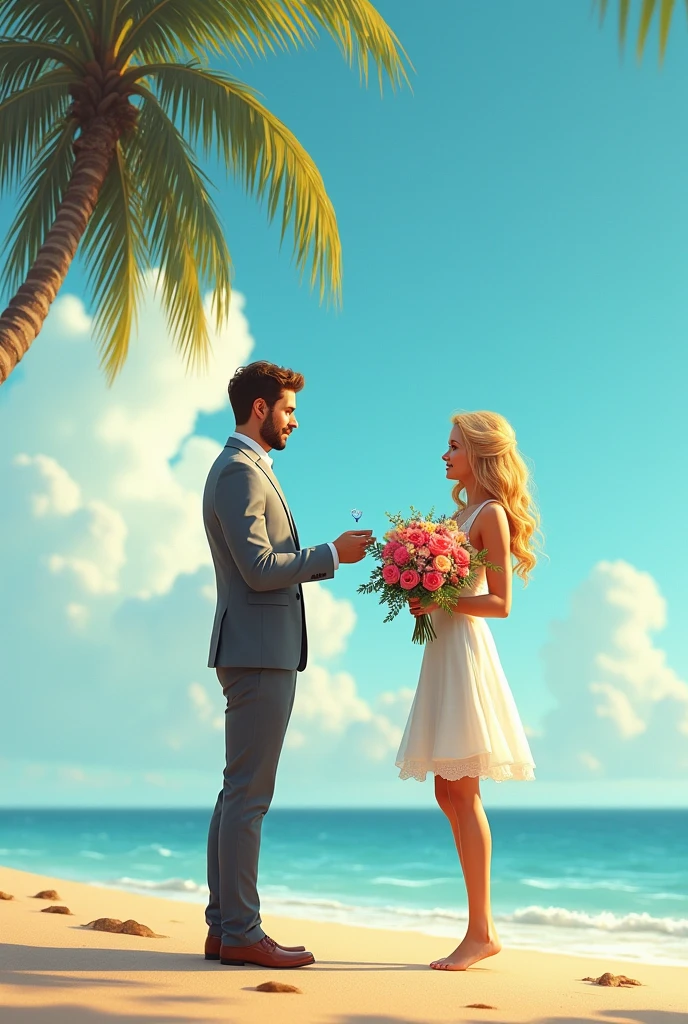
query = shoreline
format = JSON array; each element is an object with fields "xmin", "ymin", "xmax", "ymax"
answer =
[
  {"xmin": 1, "ymin": 865, "xmax": 686, "ymax": 1024},
  {"xmin": 4, "ymin": 858, "xmax": 688, "ymax": 969},
  {"xmin": 92, "ymin": 877, "xmax": 688, "ymax": 969}
]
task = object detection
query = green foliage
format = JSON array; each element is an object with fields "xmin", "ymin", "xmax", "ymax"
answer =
[
  {"xmin": 596, "ymin": 0, "xmax": 687, "ymax": 61},
  {"xmin": 0, "ymin": 0, "xmax": 410, "ymax": 379},
  {"xmin": 1, "ymin": 118, "xmax": 76, "ymax": 295}
]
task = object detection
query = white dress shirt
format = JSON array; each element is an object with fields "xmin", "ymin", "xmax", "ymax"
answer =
[{"xmin": 231, "ymin": 431, "xmax": 339, "ymax": 569}]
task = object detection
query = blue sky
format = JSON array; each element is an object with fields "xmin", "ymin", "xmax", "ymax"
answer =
[{"xmin": 1, "ymin": 2, "xmax": 687, "ymax": 808}]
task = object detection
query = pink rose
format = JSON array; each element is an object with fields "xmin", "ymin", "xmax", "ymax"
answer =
[
  {"xmin": 422, "ymin": 571, "xmax": 444, "ymax": 592},
  {"xmin": 400, "ymin": 569, "xmax": 420, "ymax": 590},
  {"xmin": 453, "ymin": 545, "xmax": 470, "ymax": 568},
  {"xmin": 382, "ymin": 541, "xmax": 400, "ymax": 560},
  {"xmin": 393, "ymin": 545, "xmax": 410, "ymax": 567},
  {"xmin": 433, "ymin": 554, "xmax": 451, "ymax": 573},
  {"xmin": 406, "ymin": 527, "xmax": 428, "ymax": 547},
  {"xmin": 428, "ymin": 533, "xmax": 453, "ymax": 556},
  {"xmin": 382, "ymin": 563, "xmax": 401, "ymax": 585},
  {"xmin": 458, "ymin": 565, "xmax": 469, "ymax": 578}
]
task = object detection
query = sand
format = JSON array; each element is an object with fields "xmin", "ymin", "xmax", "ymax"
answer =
[{"xmin": 0, "ymin": 865, "xmax": 684, "ymax": 1024}]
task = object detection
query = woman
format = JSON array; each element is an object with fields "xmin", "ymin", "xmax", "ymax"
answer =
[{"xmin": 396, "ymin": 411, "xmax": 539, "ymax": 971}]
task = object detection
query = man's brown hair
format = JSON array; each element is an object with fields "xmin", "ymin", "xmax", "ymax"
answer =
[{"xmin": 228, "ymin": 361, "xmax": 305, "ymax": 425}]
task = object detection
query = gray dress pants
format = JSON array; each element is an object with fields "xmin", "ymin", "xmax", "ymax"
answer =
[{"xmin": 205, "ymin": 666, "xmax": 297, "ymax": 947}]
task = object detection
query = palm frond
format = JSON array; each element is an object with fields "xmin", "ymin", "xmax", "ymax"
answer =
[
  {"xmin": 91, "ymin": 0, "xmax": 127, "ymax": 46},
  {"xmin": 291, "ymin": 0, "xmax": 411, "ymax": 90},
  {"xmin": 128, "ymin": 87, "xmax": 233, "ymax": 367},
  {"xmin": 596, "ymin": 0, "xmax": 685, "ymax": 60},
  {"xmin": 119, "ymin": 0, "xmax": 410, "ymax": 88},
  {"xmin": 118, "ymin": 0, "xmax": 268, "ymax": 64},
  {"xmin": 0, "ymin": 39, "xmax": 84, "ymax": 100},
  {"xmin": 0, "ymin": 0, "xmax": 95, "ymax": 55},
  {"xmin": 0, "ymin": 68, "xmax": 72, "ymax": 192},
  {"xmin": 131, "ymin": 63, "xmax": 341, "ymax": 301},
  {"xmin": 80, "ymin": 141, "xmax": 146, "ymax": 380},
  {"xmin": 1, "ymin": 118, "xmax": 76, "ymax": 296},
  {"xmin": 655, "ymin": 0, "xmax": 676, "ymax": 58}
]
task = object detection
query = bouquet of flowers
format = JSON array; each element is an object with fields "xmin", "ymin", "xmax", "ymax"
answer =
[{"xmin": 358, "ymin": 508, "xmax": 497, "ymax": 644}]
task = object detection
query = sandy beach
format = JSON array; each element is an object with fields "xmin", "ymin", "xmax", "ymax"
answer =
[{"xmin": 0, "ymin": 866, "xmax": 684, "ymax": 1024}]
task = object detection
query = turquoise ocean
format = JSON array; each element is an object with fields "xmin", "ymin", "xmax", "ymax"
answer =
[{"xmin": 1, "ymin": 808, "xmax": 686, "ymax": 965}]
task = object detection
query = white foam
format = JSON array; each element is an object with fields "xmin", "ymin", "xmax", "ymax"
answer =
[
  {"xmin": 521, "ymin": 877, "xmax": 639, "ymax": 893},
  {"xmin": 505, "ymin": 905, "xmax": 688, "ymax": 936},
  {"xmin": 112, "ymin": 876, "xmax": 203, "ymax": 894},
  {"xmin": 100, "ymin": 879, "xmax": 688, "ymax": 965},
  {"xmin": 371, "ymin": 877, "xmax": 455, "ymax": 889}
]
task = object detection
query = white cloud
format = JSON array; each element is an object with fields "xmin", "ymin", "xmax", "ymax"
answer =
[
  {"xmin": 303, "ymin": 582, "xmax": 357, "ymax": 659},
  {"xmin": 295, "ymin": 664, "xmax": 371, "ymax": 733},
  {"xmin": 14, "ymin": 453, "xmax": 82, "ymax": 516},
  {"xmin": 185, "ymin": 583, "xmax": 411, "ymax": 763},
  {"xmin": 188, "ymin": 682, "xmax": 224, "ymax": 731},
  {"xmin": 53, "ymin": 294, "xmax": 92, "ymax": 334},
  {"xmin": 0, "ymin": 281, "xmax": 412, "ymax": 795},
  {"xmin": 48, "ymin": 499, "xmax": 128, "ymax": 594},
  {"xmin": 3, "ymin": 273, "xmax": 252, "ymax": 608},
  {"xmin": 579, "ymin": 751, "xmax": 602, "ymax": 773},
  {"xmin": 66, "ymin": 603, "xmax": 90, "ymax": 629},
  {"xmin": 589, "ymin": 682, "xmax": 646, "ymax": 739},
  {"xmin": 285, "ymin": 729, "xmax": 306, "ymax": 751},
  {"xmin": 537, "ymin": 561, "xmax": 688, "ymax": 777}
]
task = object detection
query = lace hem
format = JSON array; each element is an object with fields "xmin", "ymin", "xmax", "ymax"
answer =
[{"xmin": 396, "ymin": 756, "xmax": 536, "ymax": 783}]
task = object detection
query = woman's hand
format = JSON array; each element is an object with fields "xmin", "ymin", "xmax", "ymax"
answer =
[{"xmin": 409, "ymin": 597, "xmax": 438, "ymax": 618}]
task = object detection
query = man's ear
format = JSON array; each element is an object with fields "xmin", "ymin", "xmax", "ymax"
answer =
[{"xmin": 253, "ymin": 397, "xmax": 267, "ymax": 421}]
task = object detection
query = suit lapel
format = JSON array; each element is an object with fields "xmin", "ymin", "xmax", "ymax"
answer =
[
  {"xmin": 262, "ymin": 463, "xmax": 301, "ymax": 548},
  {"xmin": 225, "ymin": 438, "xmax": 299, "ymax": 548}
]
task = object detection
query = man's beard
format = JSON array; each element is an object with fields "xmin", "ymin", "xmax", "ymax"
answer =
[{"xmin": 259, "ymin": 409, "xmax": 287, "ymax": 450}]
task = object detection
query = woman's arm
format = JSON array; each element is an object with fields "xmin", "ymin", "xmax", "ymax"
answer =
[{"xmin": 410, "ymin": 504, "xmax": 513, "ymax": 620}]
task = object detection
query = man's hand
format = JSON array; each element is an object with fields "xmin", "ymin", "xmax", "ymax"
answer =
[{"xmin": 333, "ymin": 530, "xmax": 375, "ymax": 564}]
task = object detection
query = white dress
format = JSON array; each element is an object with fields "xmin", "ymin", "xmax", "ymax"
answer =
[{"xmin": 395, "ymin": 500, "xmax": 536, "ymax": 783}]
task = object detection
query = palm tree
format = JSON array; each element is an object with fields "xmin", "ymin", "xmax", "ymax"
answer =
[
  {"xmin": 596, "ymin": 0, "xmax": 684, "ymax": 60},
  {"xmin": 0, "ymin": 1, "xmax": 409, "ymax": 386}
]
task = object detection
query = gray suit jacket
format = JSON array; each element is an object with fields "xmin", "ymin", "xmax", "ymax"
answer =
[{"xmin": 203, "ymin": 436, "xmax": 335, "ymax": 671}]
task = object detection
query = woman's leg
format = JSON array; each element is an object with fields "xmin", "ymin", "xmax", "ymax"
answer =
[
  {"xmin": 434, "ymin": 775, "xmax": 465, "ymax": 873},
  {"xmin": 431, "ymin": 774, "xmax": 501, "ymax": 971}
]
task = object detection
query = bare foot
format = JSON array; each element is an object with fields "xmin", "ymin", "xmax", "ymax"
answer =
[{"xmin": 430, "ymin": 934, "xmax": 502, "ymax": 971}]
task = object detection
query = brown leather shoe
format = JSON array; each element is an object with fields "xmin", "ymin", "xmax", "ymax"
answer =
[
  {"xmin": 219, "ymin": 935, "xmax": 315, "ymax": 968},
  {"xmin": 204, "ymin": 934, "xmax": 306, "ymax": 959}
]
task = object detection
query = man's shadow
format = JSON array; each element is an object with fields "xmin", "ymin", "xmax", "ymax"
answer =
[{"xmin": 0, "ymin": 943, "xmax": 431, "ymax": 980}]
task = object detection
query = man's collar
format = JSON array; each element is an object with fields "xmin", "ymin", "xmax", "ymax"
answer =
[{"xmin": 229, "ymin": 430, "xmax": 273, "ymax": 468}]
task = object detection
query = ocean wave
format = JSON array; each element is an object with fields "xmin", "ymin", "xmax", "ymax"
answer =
[
  {"xmin": 521, "ymin": 877, "xmax": 639, "ymax": 893},
  {"xmin": 0, "ymin": 847, "xmax": 43, "ymax": 856},
  {"xmin": 112, "ymin": 876, "xmax": 203, "ymax": 894},
  {"xmin": 503, "ymin": 906, "xmax": 688, "ymax": 937},
  {"xmin": 128, "ymin": 844, "xmax": 177, "ymax": 858},
  {"xmin": 371, "ymin": 877, "xmax": 454, "ymax": 889},
  {"xmin": 80, "ymin": 878, "xmax": 688, "ymax": 963},
  {"xmin": 261, "ymin": 893, "xmax": 688, "ymax": 938}
]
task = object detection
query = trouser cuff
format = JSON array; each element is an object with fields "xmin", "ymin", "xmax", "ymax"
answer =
[{"xmin": 222, "ymin": 922, "xmax": 265, "ymax": 948}]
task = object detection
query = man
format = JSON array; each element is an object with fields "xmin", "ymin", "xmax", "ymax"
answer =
[{"xmin": 202, "ymin": 361, "xmax": 373, "ymax": 969}]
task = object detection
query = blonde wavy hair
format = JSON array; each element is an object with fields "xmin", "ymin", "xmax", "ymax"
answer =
[{"xmin": 450, "ymin": 411, "xmax": 541, "ymax": 583}]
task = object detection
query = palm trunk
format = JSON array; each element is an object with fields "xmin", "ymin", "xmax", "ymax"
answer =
[{"xmin": 0, "ymin": 119, "xmax": 119, "ymax": 385}]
